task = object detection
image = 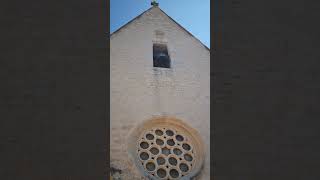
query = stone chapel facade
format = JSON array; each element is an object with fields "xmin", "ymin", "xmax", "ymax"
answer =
[{"xmin": 110, "ymin": 5, "xmax": 210, "ymax": 179}]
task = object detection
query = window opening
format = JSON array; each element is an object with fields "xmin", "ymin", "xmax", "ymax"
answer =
[{"xmin": 153, "ymin": 44, "xmax": 171, "ymax": 68}]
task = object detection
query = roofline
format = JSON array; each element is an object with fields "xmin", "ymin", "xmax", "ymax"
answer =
[
  {"xmin": 157, "ymin": 8, "xmax": 210, "ymax": 52},
  {"xmin": 110, "ymin": 7, "xmax": 154, "ymax": 37},
  {"xmin": 109, "ymin": 6, "xmax": 210, "ymax": 52}
]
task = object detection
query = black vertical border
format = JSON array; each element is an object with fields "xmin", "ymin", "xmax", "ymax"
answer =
[
  {"xmin": 211, "ymin": 0, "xmax": 224, "ymax": 178},
  {"xmin": 210, "ymin": 0, "xmax": 215, "ymax": 179},
  {"xmin": 213, "ymin": 0, "xmax": 224, "ymax": 49},
  {"xmin": 0, "ymin": 0, "xmax": 109, "ymax": 179},
  {"xmin": 212, "ymin": 0, "xmax": 320, "ymax": 179},
  {"xmin": 106, "ymin": 0, "xmax": 110, "ymax": 178}
]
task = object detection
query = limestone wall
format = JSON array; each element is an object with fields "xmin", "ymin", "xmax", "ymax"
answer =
[{"xmin": 110, "ymin": 7, "xmax": 210, "ymax": 179}]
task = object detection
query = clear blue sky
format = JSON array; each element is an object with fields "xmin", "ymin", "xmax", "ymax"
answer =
[{"xmin": 110, "ymin": 0, "xmax": 210, "ymax": 48}]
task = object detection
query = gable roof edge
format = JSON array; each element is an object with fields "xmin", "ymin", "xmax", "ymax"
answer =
[
  {"xmin": 156, "ymin": 8, "xmax": 210, "ymax": 52},
  {"xmin": 109, "ymin": 7, "xmax": 210, "ymax": 52},
  {"xmin": 109, "ymin": 7, "xmax": 153, "ymax": 37}
]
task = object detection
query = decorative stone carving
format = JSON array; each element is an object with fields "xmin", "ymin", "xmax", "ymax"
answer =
[{"xmin": 127, "ymin": 116, "xmax": 205, "ymax": 179}]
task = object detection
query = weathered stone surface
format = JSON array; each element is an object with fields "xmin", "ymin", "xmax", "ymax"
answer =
[
  {"xmin": 127, "ymin": 117, "xmax": 205, "ymax": 179},
  {"xmin": 110, "ymin": 6, "xmax": 210, "ymax": 179}
]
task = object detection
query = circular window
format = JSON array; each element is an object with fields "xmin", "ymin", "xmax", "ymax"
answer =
[{"xmin": 127, "ymin": 117, "xmax": 205, "ymax": 179}]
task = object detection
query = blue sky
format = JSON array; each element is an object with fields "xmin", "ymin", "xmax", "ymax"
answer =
[{"xmin": 110, "ymin": 0, "xmax": 210, "ymax": 48}]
